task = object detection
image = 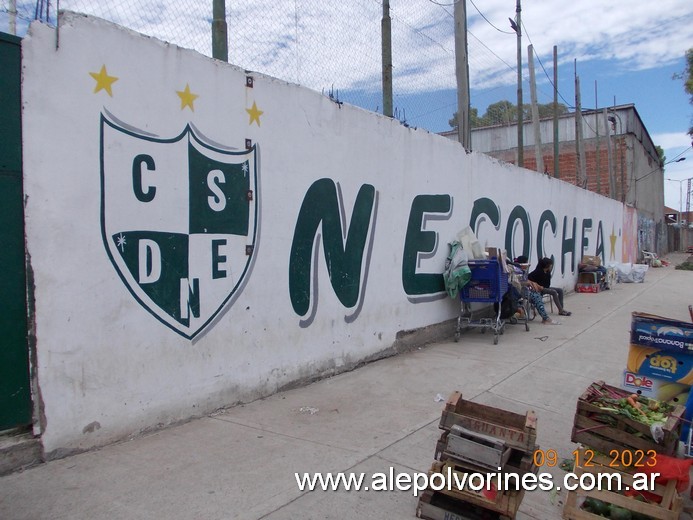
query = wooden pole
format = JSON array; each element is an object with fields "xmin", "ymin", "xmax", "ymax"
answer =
[
  {"xmin": 515, "ymin": 0, "xmax": 523, "ymax": 166},
  {"xmin": 454, "ymin": 0, "xmax": 470, "ymax": 149},
  {"xmin": 528, "ymin": 45, "xmax": 543, "ymax": 173},
  {"xmin": 605, "ymin": 108, "xmax": 616, "ymax": 198},
  {"xmin": 212, "ymin": 0, "xmax": 228, "ymax": 62},
  {"xmin": 553, "ymin": 45, "xmax": 559, "ymax": 178},
  {"xmin": 381, "ymin": 0, "xmax": 393, "ymax": 118}
]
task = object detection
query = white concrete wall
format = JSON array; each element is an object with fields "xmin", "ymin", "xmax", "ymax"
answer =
[{"xmin": 22, "ymin": 13, "xmax": 625, "ymax": 455}]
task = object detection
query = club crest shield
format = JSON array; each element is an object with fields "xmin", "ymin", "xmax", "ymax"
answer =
[{"xmin": 100, "ymin": 114, "xmax": 258, "ymax": 339}]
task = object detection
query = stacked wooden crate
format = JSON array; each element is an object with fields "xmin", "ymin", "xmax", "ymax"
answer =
[
  {"xmin": 563, "ymin": 381, "xmax": 686, "ymax": 520},
  {"xmin": 416, "ymin": 391, "xmax": 538, "ymax": 520}
]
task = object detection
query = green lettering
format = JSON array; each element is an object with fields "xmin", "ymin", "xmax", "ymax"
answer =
[
  {"xmin": 469, "ymin": 197, "xmax": 500, "ymax": 234},
  {"xmin": 537, "ymin": 210, "xmax": 557, "ymax": 264},
  {"xmin": 402, "ymin": 195, "xmax": 451, "ymax": 296},
  {"xmin": 561, "ymin": 216, "xmax": 577, "ymax": 275},
  {"xmin": 595, "ymin": 221, "xmax": 605, "ymax": 263},
  {"xmin": 212, "ymin": 239, "xmax": 227, "ymax": 279},
  {"xmin": 289, "ymin": 179, "xmax": 376, "ymax": 317},
  {"xmin": 132, "ymin": 154, "xmax": 156, "ymax": 202},
  {"xmin": 504, "ymin": 206, "xmax": 531, "ymax": 261},
  {"xmin": 580, "ymin": 218, "xmax": 593, "ymax": 259}
]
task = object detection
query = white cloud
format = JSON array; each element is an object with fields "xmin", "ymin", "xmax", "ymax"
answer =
[
  {"xmin": 10, "ymin": 0, "xmax": 690, "ymax": 130},
  {"xmin": 654, "ymin": 133, "xmax": 693, "ymax": 150}
]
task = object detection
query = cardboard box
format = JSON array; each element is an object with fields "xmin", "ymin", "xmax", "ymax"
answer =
[
  {"xmin": 627, "ymin": 344, "xmax": 693, "ymax": 384},
  {"xmin": 621, "ymin": 370, "xmax": 689, "ymax": 404},
  {"xmin": 631, "ymin": 311, "xmax": 693, "ymax": 353},
  {"xmin": 581, "ymin": 255, "xmax": 601, "ymax": 267}
]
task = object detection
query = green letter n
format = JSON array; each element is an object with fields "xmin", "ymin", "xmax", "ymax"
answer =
[{"xmin": 289, "ymin": 179, "xmax": 376, "ymax": 319}]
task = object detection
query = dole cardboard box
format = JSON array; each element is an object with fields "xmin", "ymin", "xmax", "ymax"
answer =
[
  {"xmin": 627, "ymin": 344, "xmax": 693, "ymax": 384},
  {"xmin": 621, "ymin": 370, "xmax": 690, "ymax": 405},
  {"xmin": 631, "ymin": 311, "xmax": 693, "ymax": 353}
]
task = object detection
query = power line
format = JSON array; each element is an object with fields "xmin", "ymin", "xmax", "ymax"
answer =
[
  {"xmin": 521, "ymin": 20, "xmax": 573, "ymax": 108},
  {"xmin": 468, "ymin": 0, "xmax": 514, "ymax": 34}
]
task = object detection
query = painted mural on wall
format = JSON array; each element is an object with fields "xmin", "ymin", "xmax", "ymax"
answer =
[
  {"xmin": 21, "ymin": 14, "xmax": 628, "ymax": 453},
  {"xmin": 623, "ymin": 206, "xmax": 638, "ymax": 263},
  {"xmin": 101, "ymin": 115, "xmax": 258, "ymax": 339}
]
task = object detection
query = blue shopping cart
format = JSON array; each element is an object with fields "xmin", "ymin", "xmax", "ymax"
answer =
[{"xmin": 454, "ymin": 258, "xmax": 509, "ymax": 345}]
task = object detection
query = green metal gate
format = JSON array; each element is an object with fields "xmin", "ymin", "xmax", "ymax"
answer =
[{"xmin": 0, "ymin": 32, "xmax": 32, "ymax": 430}]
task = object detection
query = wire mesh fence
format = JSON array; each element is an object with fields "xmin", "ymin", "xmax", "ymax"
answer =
[{"xmin": 3, "ymin": 0, "xmax": 548, "ymax": 134}]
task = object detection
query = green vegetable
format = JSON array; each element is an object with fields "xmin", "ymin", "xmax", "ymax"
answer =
[
  {"xmin": 609, "ymin": 505, "xmax": 632, "ymax": 520},
  {"xmin": 583, "ymin": 497, "xmax": 610, "ymax": 516}
]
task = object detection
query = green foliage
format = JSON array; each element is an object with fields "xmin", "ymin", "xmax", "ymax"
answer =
[
  {"xmin": 675, "ymin": 261, "xmax": 693, "ymax": 271},
  {"xmin": 449, "ymin": 101, "xmax": 568, "ymax": 129}
]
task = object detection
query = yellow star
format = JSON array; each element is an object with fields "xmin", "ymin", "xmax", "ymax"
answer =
[
  {"xmin": 89, "ymin": 65, "xmax": 118, "ymax": 97},
  {"xmin": 246, "ymin": 101, "xmax": 264, "ymax": 126},
  {"xmin": 609, "ymin": 225, "xmax": 617, "ymax": 260},
  {"xmin": 176, "ymin": 84, "xmax": 199, "ymax": 111}
]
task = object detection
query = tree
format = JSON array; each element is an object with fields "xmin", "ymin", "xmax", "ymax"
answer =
[{"xmin": 449, "ymin": 101, "xmax": 567, "ymax": 130}]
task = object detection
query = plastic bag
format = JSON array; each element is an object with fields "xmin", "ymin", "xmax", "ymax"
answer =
[
  {"xmin": 615, "ymin": 263, "xmax": 648, "ymax": 283},
  {"xmin": 443, "ymin": 241, "xmax": 471, "ymax": 299},
  {"xmin": 624, "ymin": 453, "xmax": 693, "ymax": 503}
]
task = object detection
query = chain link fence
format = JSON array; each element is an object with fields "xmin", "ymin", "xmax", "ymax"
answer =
[{"xmin": 3, "ymin": 0, "xmax": 550, "ymax": 133}]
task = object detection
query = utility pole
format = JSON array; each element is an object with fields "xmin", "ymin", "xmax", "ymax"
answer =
[
  {"xmin": 212, "ymin": 0, "xmax": 228, "ymax": 62},
  {"xmin": 454, "ymin": 0, "xmax": 470, "ymax": 150},
  {"xmin": 553, "ymin": 45, "xmax": 559, "ymax": 178},
  {"xmin": 9, "ymin": 0, "xmax": 17, "ymax": 35},
  {"xmin": 528, "ymin": 45, "xmax": 543, "ymax": 174},
  {"xmin": 575, "ymin": 72, "xmax": 586, "ymax": 188},
  {"xmin": 514, "ymin": 0, "xmax": 523, "ymax": 167},
  {"xmin": 381, "ymin": 0, "xmax": 393, "ymax": 118},
  {"xmin": 595, "ymin": 81, "xmax": 601, "ymax": 194},
  {"xmin": 604, "ymin": 108, "xmax": 616, "ymax": 199}
]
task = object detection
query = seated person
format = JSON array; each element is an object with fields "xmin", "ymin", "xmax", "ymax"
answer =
[
  {"xmin": 528, "ymin": 257, "xmax": 572, "ymax": 317},
  {"xmin": 506, "ymin": 268, "xmax": 560, "ymax": 325}
]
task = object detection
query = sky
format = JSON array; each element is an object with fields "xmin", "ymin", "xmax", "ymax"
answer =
[{"xmin": 3, "ymin": 0, "xmax": 693, "ymax": 209}]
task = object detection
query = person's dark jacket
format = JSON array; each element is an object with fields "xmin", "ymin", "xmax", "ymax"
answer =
[{"xmin": 528, "ymin": 258, "xmax": 552, "ymax": 288}]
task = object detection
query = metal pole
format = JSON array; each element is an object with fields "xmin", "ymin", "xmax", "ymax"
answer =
[
  {"xmin": 515, "ymin": 0, "xmax": 523, "ymax": 167},
  {"xmin": 553, "ymin": 45, "xmax": 559, "ymax": 178},
  {"xmin": 212, "ymin": 0, "xmax": 228, "ymax": 62},
  {"xmin": 381, "ymin": 0, "xmax": 393, "ymax": 118},
  {"xmin": 454, "ymin": 0, "xmax": 470, "ymax": 149}
]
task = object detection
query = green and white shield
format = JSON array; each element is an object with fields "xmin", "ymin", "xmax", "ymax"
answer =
[{"xmin": 100, "ymin": 114, "xmax": 258, "ymax": 339}]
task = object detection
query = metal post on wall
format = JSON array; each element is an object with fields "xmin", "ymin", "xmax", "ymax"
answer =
[
  {"xmin": 9, "ymin": 0, "xmax": 17, "ymax": 35},
  {"xmin": 514, "ymin": 0, "xmax": 523, "ymax": 167},
  {"xmin": 381, "ymin": 0, "xmax": 393, "ymax": 118},
  {"xmin": 212, "ymin": 0, "xmax": 228, "ymax": 62},
  {"xmin": 553, "ymin": 45, "xmax": 559, "ymax": 178},
  {"xmin": 454, "ymin": 0, "xmax": 470, "ymax": 150}
]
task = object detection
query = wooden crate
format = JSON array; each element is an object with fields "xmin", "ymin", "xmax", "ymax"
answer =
[
  {"xmin": 562, "ymin": 449, "xmax": 683, "ymax": 520},
  {"xmin": 571, "ymin": 381, "xmax": 684, "ymax": 456},
  {"xmin": 416, "ymin": 489, "xmax": 506, "ymax": 520},
  {"xmin": 435, "ymin": 430, "xmax": 536, "ymax": 477},
  {"xmin": 426, "ymin": 460, "xmax": 526, "ymax": 518},
  {"xmin": 416, "ymin": 488, "xmax": 506, "ymax": 520},
  {"xmin": 439, "ymin": 391, "xmax": 537, "ymax": 453},
  {"xmin": 445, "ymin": 425, "xmax": 513, "ymax": 470}
]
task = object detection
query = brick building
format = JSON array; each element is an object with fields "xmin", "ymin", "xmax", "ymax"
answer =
[{"xmin": 442, "ymin": 104, "xmax": 667, "ymax": 255}]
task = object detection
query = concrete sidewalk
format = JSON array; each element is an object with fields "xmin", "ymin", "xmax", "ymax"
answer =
[{"xmin": 1, "ymin": 254, "xmax": 692, "ymax": 520}]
